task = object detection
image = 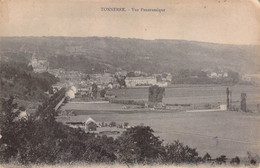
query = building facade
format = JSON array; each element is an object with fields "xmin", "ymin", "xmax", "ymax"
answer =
[{"xmin": 125, "ymin": 76, "xmax": 157, "ymax": 87}]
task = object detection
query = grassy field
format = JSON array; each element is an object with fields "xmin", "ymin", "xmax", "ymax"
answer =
[
  {"xmin": 59, "ymin": 107, "xmax": 260, "ymax": 158},
  {"xmin": 59, "ymin": 85, "xmax": 260, "ymax": 158},
  {"xmin": 107, "ymin": 85, "xmax": 260, "ymax": 111}
]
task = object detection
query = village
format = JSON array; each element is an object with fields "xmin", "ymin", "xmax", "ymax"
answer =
[
  {"xmin": 25, "ymin": 56, "xmax": 256, "ymax": 143},
  {"xmin": 29, "ymin": 54, "xmax": 260, "ymax": 135},
  {"xmin": 7, "ymin": 49, "xmax": 255, "ymax": 160},
  {"xmin": 30, "ymin": 54, "xmax": 260, "ymax": 91},
  {"xmin": 1, "ymin": 47, "xmax": 260, "ymax": 165},
  {"xmin": 1, "ymin": 0, "xmax": 260, "ymax": 165}
]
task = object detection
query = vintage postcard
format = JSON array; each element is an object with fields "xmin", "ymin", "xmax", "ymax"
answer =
[{"xmin": 0, "ymin": 0, "xmax": 260, "ymax": 167}]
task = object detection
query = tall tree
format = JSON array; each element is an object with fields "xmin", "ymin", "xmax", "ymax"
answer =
[
  {"xmin": 115, "ymin": 75, "xmax": 126, "ymax": 88},
  {"xmin": 116, "ymin": 126, "xmax": 165, "ymax": 164},
  {"xmin": 92, "ymin": 83, "xmax": 98, "ymax": 99},
  {"xmin": 148, "ymin": 85, "xmax": 165, "ymax": 103}
]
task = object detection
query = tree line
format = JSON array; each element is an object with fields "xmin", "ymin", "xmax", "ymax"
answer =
[
  {"xmin": 171, "ymin": 69, "xmax": 241, "ymax": 85},
  {"xmin": 0, "ymin": 61, "xmax": 59, "ymax": 101}
]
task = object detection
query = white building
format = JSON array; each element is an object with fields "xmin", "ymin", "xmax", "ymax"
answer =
[
  {"xmin": 166, "ymin": 73, "xmax": 172, "ymax": 82},
  {"xmin": 28, "ymin": 54, "xmax": 49, "ymax": 73},
  {"xmin": 209, "ymin": 72, "xmax": 218, "ymax": 78},
  {"xmin": 223, "ymin": 72, "xmax": 228, "ymax": 78},
  {"xmin": 242, "ymin": 74, "xmax": 260, "ymax": 84},
  {"xmin": 157, "ymin": 81, "xmax": 168, "ymax": 87},
  {"xmin": 125, "ymin": 76, "xmax": 157, "ymax": 87}
]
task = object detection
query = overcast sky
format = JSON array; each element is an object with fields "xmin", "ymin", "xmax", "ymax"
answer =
[{"xmin": 1, "ymin": 0, "xmax": 260, "ymax": 45}]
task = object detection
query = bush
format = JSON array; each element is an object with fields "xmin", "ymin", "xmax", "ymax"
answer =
[
  {"xmin": 123, "ymin": 122, "xmax": 129, "ymax": 128},
  {"xmin": 215, "ymin": 155, "xmax": 227, "ymax": 165},
  {"xmin": 202, "ymin": 153, "xmax": 211, "ymax": 163},
  {"xmin": 164, "ymin": 140, "xmax": 200, "ymax": 164},
  {"xmin": 109, "ymin": 122, "xmax": 117, "ymax": 127},
  {"xmin": 109, "ymin": 99, "xmax": 145, "ymax": 106},
  {"xmin": 250, "ymin": 159, "xmax": 257, "ymax": 165},
  {"xmin": 230, "ymin": 156, "xmax": 240, "ymax": 165},
  {"xmin": 100, "ymin": 89, "xmax": 106, "ymax": 98},
  {"xmin": 246, "ymin": 152, "xmax": 259, "ymax": 166}
]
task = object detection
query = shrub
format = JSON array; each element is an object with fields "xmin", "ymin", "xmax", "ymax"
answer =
[
  {"xmin": 100, "ymin": 89, "xmax": 106, "ymax": 98},
  {"xmin": 202, "ymin": 153, "xmax": 211, "ymax": 163},
  {"xmin": 123, "ymin": 122, "xmax": 129, "ymax": 128},
  {"xmin": 215, "ymin": 155, "xmax": 227, "ymax": 165},
  {"xmin": 109, "ymin": 122, "xmax": 117, "ymax": 127},
  {"xmin": 230, "ymin": 156, "xmax": 240, "ymax": 165},
  {"xmin": 246, "ymin": 152, "xmax": 260, "ymax": 166},
  {"xmin": 164, "ymin": 140, "xmax": 200, "ymax": 164}
]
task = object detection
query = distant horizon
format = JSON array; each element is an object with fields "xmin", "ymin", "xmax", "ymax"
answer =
[{"xmin": 1, "ymin": 35, "xmax": 260, "ymax": 46}]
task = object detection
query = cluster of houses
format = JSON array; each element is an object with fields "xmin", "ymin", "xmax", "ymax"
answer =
[
  {"xmin": 28, "ymin": 55, "xmax": 260, "ymax": 88},
  {"xmin": 66, "ymin": 117, "xmax": 99, "ymax": 131},
  {"xmin": 201, "ymin": 69, "xmax": 229, "ymax": 79},
  {"xmin": 65, "ymin": 117, "xmax": 130, "ymax": 136},
  {"xmin": 203, "ymin": 69, "xmax": 260, "ymax": 84},
  {"xmin": 125, "ymin": 75, "xmax": 170, "ymax": 87},
  {"xmin": 28, "ymin": 54, "xmax": 49, "ymax": 73},
  {"xmin": 31, "ymin": 55, "xmax": 259, "ymax": 96},
  {"xmin": 241, "ymin": 74, "xmax": 260, "ymax": 84},
  {"xmin": 49, "ymin": 68, "xmax": 173, "ymax": 98},
  {"xmin": 208, "ymin": 72, "xmax": 228, "ymax": 78}
]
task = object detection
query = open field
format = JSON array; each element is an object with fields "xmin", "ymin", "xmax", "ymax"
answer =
[
  {"xmin": 59, "ymin": 85, "xmax": 260, "ymax": 158},
  {"xmin": 58, "ymin": 108, "xmax": 260, "ymax": 158},
  {"xmin": 107, "ymin": 85, "xmax": 260, "ymax": 111},
  {"xmin": 64, "ymin": 102, "xmax": 141, "ymax": 111}
]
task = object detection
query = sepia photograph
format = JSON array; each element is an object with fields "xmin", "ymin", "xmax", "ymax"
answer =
[{"xmin": 0, "ymin": 0, "xmax": 260, "ymax": 167}]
